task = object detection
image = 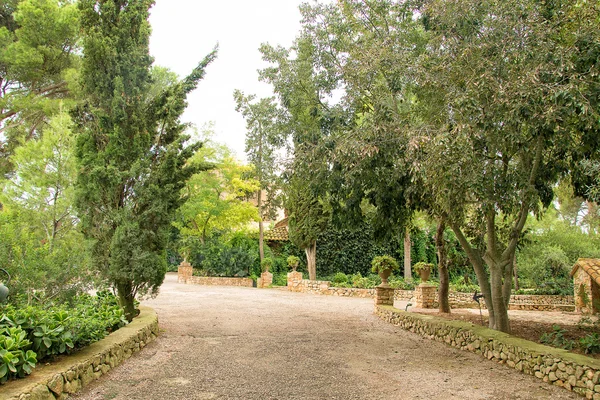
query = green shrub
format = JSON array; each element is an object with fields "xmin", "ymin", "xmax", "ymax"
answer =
[
  {"xmin": 286, "ymin": 255, "xmax": 300, "ymax": 270},
  {"xmin": 0, "ymin": 292, "xmax": 128, "ymax": 384},
  {"xmin": 332, "ymin": 272, "xmax": 349, "ymax": 285},
  {"xmin": 371, "ymin": 255, "xmax": 400, "ymax": 274},
  {"xmin": 580, "ymin": 333, "xmax": 600, "ymax": 354},
  {"xmin": 350, "ymin": 273, "xmax": 380, "ymax": 289},
  {"xmin": 0, "ymin": 326, "xmax": 37, "ymax": 383},
  {"xmin": 449, "ymin": 276, "xmax": 480, "ymax": 293},
  {"xmin": 388, "ymin": 277, "xmax": 415, "ymax": 290},
  {"xmin": 540, "ymin": 325, "xmax": 575, "ymax": 350}
]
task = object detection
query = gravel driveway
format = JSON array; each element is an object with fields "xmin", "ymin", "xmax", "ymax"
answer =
[{"xmin": 72, "ymin": 273, "xmax": 578, "ymax": 400}]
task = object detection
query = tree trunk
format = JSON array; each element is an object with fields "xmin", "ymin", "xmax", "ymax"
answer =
[
  {"xmin": 116, "ymin": 281, "xmax": 137, "ymax": 322},
  {"xmin": 436, "ymin": 219, "xmax": 451, "ymax": 313},
  {"xmin": 448, "ymin": 221, "xmax": 497, "ymax": 329},
  {"xmin": 257, "ymin": 189, "xmax": 264, "ymax": 262},
  {"xmin": 404, "ymin": 227, "xmax": 411, "ymax": 280},
  {"xmin": 513, "ymin": 259, "xmax": 519, "ymax": 291},
  {"xmin": 489, "ymin": 262, "xmax": 510, "ymax": 333},
  {"xmin": 305, "ymin": 241, "xmax": 317, "ymax": 280}
]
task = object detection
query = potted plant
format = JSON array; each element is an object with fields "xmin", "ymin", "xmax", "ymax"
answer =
[
  {"xmin": 371, "ymin": 255, "xmax": 399, "ymax": 287},
  {"xmin": 261, "ymin": 258, "xmax": 273, "ymax": 273},
  {"xmin": 287, "ymin": 255, "xmax": 300, "ymax": 272},
  {"xmin": 413, "ymin": 262, "xmax": 433, "ymax": 282}
]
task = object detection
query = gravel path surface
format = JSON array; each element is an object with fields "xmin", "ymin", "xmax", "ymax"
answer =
[{"xmin": 72, "ymin": 273, "xmax": 579, "ymax": 400}]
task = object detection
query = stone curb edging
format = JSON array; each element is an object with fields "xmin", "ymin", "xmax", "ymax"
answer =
[
  {"xmin": 375, "ymin": 305, "xmax": 600, "ymax": 399},
  {"xmin": 2, "ymin": 306, "xmax": 159, "ymax": 400}
]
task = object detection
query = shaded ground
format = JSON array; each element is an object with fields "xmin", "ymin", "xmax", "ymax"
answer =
[
  {"xmin": 406, "ymin": 303, "xmax": 600, "ymax": 359},
  {"xmin": 72, "ymin": 273, "xmax": 579, "ymax": 400}
]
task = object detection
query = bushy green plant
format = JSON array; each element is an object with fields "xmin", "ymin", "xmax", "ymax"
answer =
[
  {"xmin": 371, "ymin": 255, "xmax": 399, "ymax": 274},
  {"xmin": 332, "ymin": 272, "xmax": 349, "ymax": 285},
  {"xmin": 350, "ymin": 273, "xmax": 380, "ymax": 289},
  {"xmin": 540, "ymin": 325, "xmax": 575, "ymax": 350},
  {"xmin": 0, "ymin": 291, "xmax": 128, "ymax": 384},
  {"xmin": 580, "ymin": 333, "xmax": 600, "ymax": 354},
  {"xmin": 0, "ymin": 327, "xmax": 37, "ymax": 383},
  {"xmin": 286, "ymin": 255, "xmax": 300, "ymax": 270},
  {"xmin": 449, "ymin": 276, "xmax": 480, "ymax": 293},
  {"xmin": 261, "ymin": 258, "xmax": 274, "ymax": 272},
  {"xmin": 413, "ymin": 262, "xmax": 433, "ymax": 273},
  {"xmin": 388, "ymin": 277, "xmax": 415, "ymax": 290}
]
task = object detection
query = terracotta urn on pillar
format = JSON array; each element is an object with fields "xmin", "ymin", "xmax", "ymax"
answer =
[
  {"xmin": 414, "ymin": 262, "xmax": 433, "ymax": 283},
  {"xmin": 371, "ymin": 255, "xmax": 400, "ymax": 288}
]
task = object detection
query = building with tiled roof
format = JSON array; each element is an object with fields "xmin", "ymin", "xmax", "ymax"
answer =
[
  {"xmin": 570, "ymin": 258, "xmax": 600, "ymax": 313},
  {"xmin": 264, "ymin": 217, "xmax": 289, "ymax": 242}
]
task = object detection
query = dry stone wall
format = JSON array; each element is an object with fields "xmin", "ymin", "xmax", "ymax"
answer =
[
  {"xmin": 375, "ymin": 305, "xmax": 600, "ymax": 399},
  {"xmin": 287, "ymin": 275, "xmax": 574, "ymax": 311},
  {"xmin": 186, "ymin": 276, "xmax": 253, "ymax": 287},
  {"xmin": 3, "ymin": 306, "xmax": 159, "ymax": 400}
]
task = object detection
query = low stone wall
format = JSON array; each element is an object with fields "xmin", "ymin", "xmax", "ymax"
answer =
[
  {"xmin": 288, "ymin": 276, "xmax": 574, "ymax": 311},
  {"xmin": 394, "ymin": 289, "xmax": 575, "ymax": 311},
  {"xmin": 3, "ymin": 306, "xmax": 159, "ymax": 400},
  {"xmin": 288, "ymin": 278, "xmax": 375, "ymax": 298},
  {"xmin": 185, "ymin": 276, "xmax": 253, "ymax": 287},
  {"xmin": 375, "ymin": 305, "xmax": 600, "ymax": 398}
]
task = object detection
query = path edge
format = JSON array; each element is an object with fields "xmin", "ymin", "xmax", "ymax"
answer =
[
  {"xmin": 375, "ymin": 305, "xmax": 600, "ymax": 399},
  {"xmin": 3, "ymin": 305, "xmax": 159, "ymax": 400}
]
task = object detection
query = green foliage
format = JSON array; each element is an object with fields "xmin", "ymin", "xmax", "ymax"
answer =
[
  {"xmin": 371, "ymin": 255, "xmax": 399, "ymax": 274},
  {"xmin": 189, "ymin": 232, "xmax": 259, "ymax": 278},
  {"xmin": 517, "ymin": 209, "xmax": 598, "ymax": 294},
  {"xmin": 261, "ymin": 258, "xmax": 273, "ymax": 272},
  {"xmin": 332, "ymin": 272, "xmax": 348, "ymax": 285},
  {"xmin": 286, "ymin": 255, "xmax": 300, "ymax": 269},
  {"xmin": 412, "ymin": 262, "xmax": 433, "ymax": 273},
  {"xmin": 0, "ymin": 326, "xmax": 36, "ymax": 383},
  {"xmin": 579, "ymin": 333, "xmax": 600, "ymax": 355},
  {"xmin": 540, "ymin": 325, "xmax": 575, "ymax": 351},
  {"xmin": 349, "ymin": 273, "xmax": 380, "ymax": 289},
  {"xmin": 0, "ymin": 0, "xmax": 80, "ymax": 176},
  {"xmin": 388, "ymin": 277, "xmax": 415, "ymax": 290},
  {"xmin": 0, "ymin": 292, "xmax": 127, "ymax": 383},
  {"xmin": 0, "ymin": 110, "xmax": 91, "ymax": 303},
  {"xmin": 74, "ymin": 0, "xmax": 217, "ymax": 320},
  {"xmin": 175, "ymin": 133, "xmax": 260, "ymax": 248},
  {"xmin": 449, "ymin": 276, "xmax": 480, "ymax": 294}
]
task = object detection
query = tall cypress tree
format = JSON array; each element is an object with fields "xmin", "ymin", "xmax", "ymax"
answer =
[{"xmin": 74, "ymin": 0, "xmax": 216, "ymax": 320}]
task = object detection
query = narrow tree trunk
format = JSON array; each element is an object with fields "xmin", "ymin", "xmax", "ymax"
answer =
[
  {"xmin": 404, "ymin": 227, "xmax": 411, "ymax": 280},
  {"xmin": 257, "ymin": 189, "xmax": 264, "ymax": 262},
  {"xmin": 513, "ymin": 259, "xmax": 519, "ymax": 291},
  {"xmin": 116, "ymin": 281, "xmax": 136, "ymax": 322},
  {"xmin": 436, "ymin": 218, "xmax": 451, "ymax": 313},
  {"xmin": 448, "ymin": 222, "xmax": 496, "ymax": 329},
  {"xmin": 502, "ymin": 257, "xmax": 514, "ymax": 310},
  {"xmin": 305, "ymin": 241, "xmax": 317, "ymax": 280},
  {"xmin": 489, "ymin": 263, "xmax": 510, "ymax": 333}
]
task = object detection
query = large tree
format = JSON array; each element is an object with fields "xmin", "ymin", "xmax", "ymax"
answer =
[
  {"xmin": 233, "ymin": 90, "xmax": 283, "ymax": 262},
  {"xmin": 74, "ymin": 0, "xmax": 217, "ymax": 320},
  {"xmin": 0, "ymin": 0, "xmax": 79, "ymax": 176}
]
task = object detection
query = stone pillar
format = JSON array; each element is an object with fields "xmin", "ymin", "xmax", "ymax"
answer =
[
  {"xmin": 287, "ymin": 271, "xmax": 302, "ymax": 290},
  {"xmin": 375, "ymin": 286, "xmax": 395, "ymax": 306},
  {"xmin": 259, "ymin": 271, "xmax": 273, "ymax": 288},
  {"xmin": 178, "ymin": 261, "xmax": 193, "ymax": 284},
  {"xmin": 415, "ymin": 283, "xmax": 436, "ymax": 308}
]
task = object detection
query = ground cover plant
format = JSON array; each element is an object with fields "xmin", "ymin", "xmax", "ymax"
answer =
[{"xmin": 0, "ymin": 292, "xmax": 128, "ymax": 383}]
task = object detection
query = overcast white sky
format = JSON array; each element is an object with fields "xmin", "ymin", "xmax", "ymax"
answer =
[{"xmin": 149, "ymin": 0, "xmax": 306, "ymax": 161}]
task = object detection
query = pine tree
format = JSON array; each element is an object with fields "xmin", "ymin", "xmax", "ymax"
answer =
[{"xmin": 74, "ymin": 0, "xmax": 217, "ymax": 320}]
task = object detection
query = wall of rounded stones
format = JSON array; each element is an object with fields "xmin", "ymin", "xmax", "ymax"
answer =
[
  {"xmin": 287, "ymin": 275, "xmax": 574, "ymax": 311},
  {"xmin": 3, "ymin": 306, "xmax": 159, "ymax": 400},
  {"xmin": 375, "ymin": 305, "xmax": 600, "ymax": 399},
  {"xmin": 186, "ymin": 276, "xmax": 254, "ymax": 287}
]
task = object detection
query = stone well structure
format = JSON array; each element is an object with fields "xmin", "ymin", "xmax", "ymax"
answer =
[{"xmin": 570, "ymin": 258, "xmax": 600, "ymax": 314}]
